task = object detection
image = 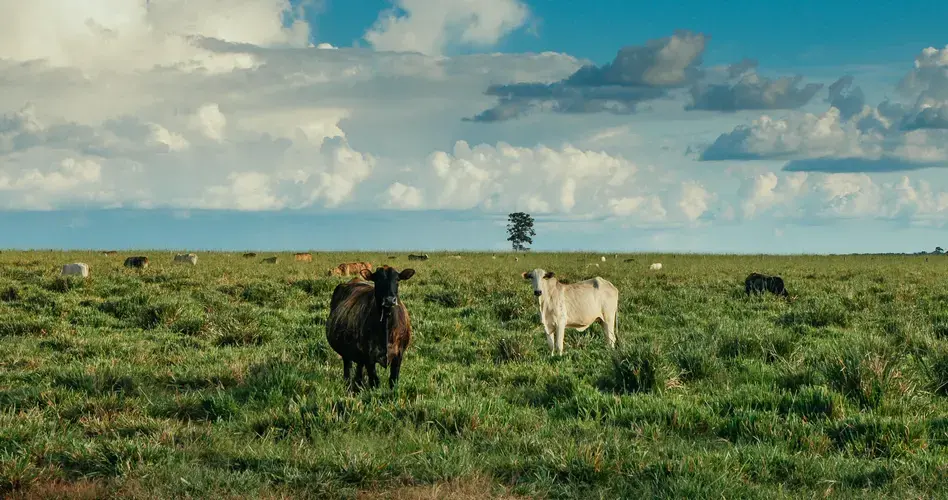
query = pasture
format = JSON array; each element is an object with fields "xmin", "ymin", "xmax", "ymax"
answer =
[{"xmin": 1, "ymin": 251, "xmax": 948, "ymax": 498}]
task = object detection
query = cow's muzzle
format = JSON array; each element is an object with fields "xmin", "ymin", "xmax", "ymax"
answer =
[
  {"xmin": 534, "ymin": 290, "xmax": 542, "ymax": 297},
  {"xmin": 382, "ymin": 296, "xmax": 398, "ymax": 308}
]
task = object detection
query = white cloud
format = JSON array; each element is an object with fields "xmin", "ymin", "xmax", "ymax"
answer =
[
  {"xmin": 0, "ymin": 0, "xmax": 310, "ymax": 72},
  {"xmin": 392, "ymin": 140, "xmax": 652, "ymax": 216},
  {"xmin": 700, "ymin": 107, "xmax": 879, "ymax": 161},
  {"xmin": 190, "ymin": 104, "xmax": 227, "ymax": 142},
  {"xmin": 734, "ymin": 170, "xmax": 948, "ymax": 225},
  {"xmin": 364, "ymin": 0, "xmax": 529, "ymax": 56}
]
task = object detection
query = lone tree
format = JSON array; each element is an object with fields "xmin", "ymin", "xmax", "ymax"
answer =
[{"xmin": 507, "ymin": 212, "xmax": 536, "ymax": 251}]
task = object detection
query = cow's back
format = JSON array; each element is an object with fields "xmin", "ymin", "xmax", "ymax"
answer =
[{"xmin": 559, "ymin": 277, "xmax": 618, "ymax": 321}]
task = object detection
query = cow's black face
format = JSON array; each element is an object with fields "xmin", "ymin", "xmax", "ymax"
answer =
[{"xmin": 361, "ymin": 266, "xmax": 415, "ymax": 310}]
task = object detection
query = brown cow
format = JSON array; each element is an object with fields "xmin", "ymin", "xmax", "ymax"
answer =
[
  {"xmin": 262, "ymin": 256, "xmax": 279, "ymax": 264},
  {"xmin": 102, "ymin": 250, "xmax": 118, "ymax": 256},
  {"xmin": 295, "ymin": 253, "xmax": 313, "ymax": 262},
  {"xmin": 243, "ymin": 252, "xmax": 257, "ymax": 258},
  {"xmin": 328, "ymin": 261, "xmax": 372, "ymax": 277},
  {"xmin": 326, "ymin": 266, "xmax": 415, "ymax": 390}
]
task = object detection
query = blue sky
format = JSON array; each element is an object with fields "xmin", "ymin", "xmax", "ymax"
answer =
[{"xmin": 1, "ymin": 0, "xmax": 948, "ymax": 252}]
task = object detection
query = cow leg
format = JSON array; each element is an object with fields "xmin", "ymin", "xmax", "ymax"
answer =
[
  {"xmin": 343, "ymin": 358, "xmax": 352, "ymax": 382},
  {"xmin": 353, "ymin": 363, "xmax": 365, "ymax": 391},
  {"xmin": 603, "ymin": 312, "xmax": 617, "ymax": 349},
  {"xmin": 555, "ymin": 323, "xmax": 566, "ymax": 356},
  {"xmin": 366, "ymin": 363, "xmax": 380, "ymax": 388},
  {"xmin": 389, "ymin": 354, "xmax": 402, "ymax": 389},
  {"xmin": 543, "ymin": 322, "xmax": 556, "ymax": 356}
]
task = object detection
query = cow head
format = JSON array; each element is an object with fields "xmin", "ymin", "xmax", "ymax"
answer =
[
  {"xmin": 360, "ymin": 266, "xmax": 415, "ymax": 310},
  {"xmin": 522, "ymin": 268, "xmax": 556, "ymax": 297}
]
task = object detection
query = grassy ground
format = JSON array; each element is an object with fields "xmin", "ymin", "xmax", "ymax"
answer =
[{"xmin": 2, "ymin": 250, "xmax": 948, "ymax": 498}]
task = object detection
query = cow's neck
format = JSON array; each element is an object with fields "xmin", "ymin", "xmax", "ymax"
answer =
[{"xmin": 538, "ymin": 281, "xmax": 563, "ymax": 312}]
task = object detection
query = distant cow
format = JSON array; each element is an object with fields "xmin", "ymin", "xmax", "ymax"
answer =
[
  {"xmin": 102, "ymin": 251, "xmax": 118, "ymax": 257},
  {"xmin": 522, "ymin": 268, "xmax": 619, "ymax": 356},
  {"xmin": 295, "ymin": 253, "xmax": 313, "ymax": 262},
  {"xmin": 745, "ymin": 272, "xmax": 789, "ymax": 298},
  {"xmin": 601, "ymin": 256, "xmax": 606, "ymax": 262},
  {"xmin": 61, "ymin": 263, "xmax": 89, "ymax": 278},
  {"xmin": 326, "ymin": 266, "xmax": 416, "ymax": 390},
  {"xmin": 649, "ymin": 263, "xmax": 663, "ymax": 271},
  {"xmin": 173, "ymin": 253, "xmax": 198, "ymax": 265},
  {"xmin": 330, "ymin": 262, "xmax": 372, "ymax": 277},
  {"xmin": 243, "ymin": 252, "xmax": 257, "ymax": 258},
  {"xmin": 124, "ymin": 256, "xmax": 149, "ymax": 269},
  {"xmin": 262, "ymin": 257, "xmax": 279, "ymax": 264},
  {"xmin": 408, "ymin": 254, "xmax": 429, "ymax": 261}
]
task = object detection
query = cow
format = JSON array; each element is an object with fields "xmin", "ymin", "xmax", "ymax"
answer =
[
  {"xmin": 294, "ymin": 253, "xmax": 313, "ymax": 262},
  {"xmin": 745, "ymin": 272, "xmax": 790, "ymax": 298},
  {"xmin": 329, "ymin": 262, "xmax": 372, "ymax": 277},
  {"xmin": 124, "ymin": 256, "xmax": 149, "ymax": 269},
  {"xmin": 326, "ymin": 266, "xmax": 415, "ymax": 390},
  {"xmin": 173, "ymin": 253, "xmax": 198, "ymax": 265},
  {"xmin": 601, "ymin": 256, "xmax": 606, "ymax": 262},
  {"xmin": 649, "ymin": 263, "xmax": 663, "ymax": 271},
  {"xmin": 61, "ymin": 263, "xmax": 89, "ymax": 278},
  {"xmin": 262, "ymin": 256, "xmax": 279, "ymax": 264},
  {"xmin": 408, "ymin": 254, "xmax": 429, "ymax": 261},
  {"xmin": 102, "ymin": 251, "xmax": 118, "ymax": 257},
  {"xmin": 522, "ymin": 268, "xmax": 619, "ymax": 356},
  {"xmin": 243, "ymin": 252, "xmax": 257, "ymax": 258}
]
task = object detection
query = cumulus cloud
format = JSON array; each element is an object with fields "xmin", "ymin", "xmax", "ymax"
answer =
[
  {"xmin": 0, "ymin": 0, "xmax": 311, "ymax": 72},
  {"xmin": 468, "ymin": 31, "xmax": 825, "ymax": 122},
  {"xmin": 364, "ymin": 0, "xmax": 529, "ymax": 56},
  {"xmin": 734, "ymin": 170, "xmax": 948, "ymax": 224},
  {"xmin": 698, "ymin": 46, "xmax": 948, "ymax": 174},
  {"xmin": 700, "ymin": 107, "xmax": 877, "ymax": 161},
  {"xmin": 468, "ymin": 31, "xmax": 707, "ymax": 122},
  {"xmin": 687, "ymin": 73, "xmax": 823, "ymax": 112}
]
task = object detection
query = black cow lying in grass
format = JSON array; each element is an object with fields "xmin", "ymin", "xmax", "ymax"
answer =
[
  {"xmin": 326, "ymin": 266, "xmax": 415, "ymax": 391},
  {"xmin": 745, "ymin": 272, "xmax": 793, "ymax": 299}
]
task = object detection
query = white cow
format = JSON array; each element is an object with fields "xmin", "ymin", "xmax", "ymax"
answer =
[
  {"xmin": 600, "ymin": 256, "xmax": 606, "ymax": 262},
  {"xmin": 650, "ymin": 263, "xmax": 663, "ymax": 271},
  {"xmin": 522, "ymin": 268, "xmax": 619, "ymax": 356},
  {"xmin": 174, "ymin": 253, "xmax": 198, "ymax": 265},
  {"xmin": 61, "ymin": 263, "xmax": 89, "ymax": 278}
]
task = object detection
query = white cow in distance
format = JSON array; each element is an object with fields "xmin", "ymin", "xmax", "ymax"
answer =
[
  {"xmin": 522, "ymin": 268, "xmax": 619, "ymax": 356},
  {"xmin": 174, "ymin": 253, "xmax": 198, "ymax": 265},
  {"xmin": 61, "ymin": 263, "xmax": 89, "ymax": 278},
  {"xmin": 650, "ymin": 263, "xmax": 663, "ymax": 271}
]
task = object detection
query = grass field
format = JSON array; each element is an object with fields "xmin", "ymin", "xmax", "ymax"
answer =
[{"xmin": 2, "ymin": 250, "xmax": 948, "ymax": 498}]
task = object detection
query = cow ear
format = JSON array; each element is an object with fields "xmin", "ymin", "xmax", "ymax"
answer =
[
  {"xmin": 521, "ymin": 271, "xmax": 530, "ymax": 280},
  {"xmin": 399, "ymin": 268, "xmax": 415, "ymax": 281},
  {"xmin": 359, "ymin": 268, "xmax": 373, "ymax": 281},
  {"xmin": 543, "ymin": 271, "xmax": 555, "ymax": 279}
]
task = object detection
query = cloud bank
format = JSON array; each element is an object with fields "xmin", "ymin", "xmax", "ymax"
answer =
[{"xmin": 3, "ymin": 0, "xmax": 948, "ymax": 237}]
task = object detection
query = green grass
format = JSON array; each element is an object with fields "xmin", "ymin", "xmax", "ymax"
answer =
[{"xmin": 1, "ymin": 250, "xmax": 948, "ymax": 498}]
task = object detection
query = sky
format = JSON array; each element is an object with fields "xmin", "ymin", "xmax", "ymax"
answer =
[{"xmin": 1, "ymin": 1, "xmax": 948, "ymax": 253}]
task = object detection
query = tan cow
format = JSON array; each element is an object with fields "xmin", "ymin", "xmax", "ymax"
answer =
[
  {"xmin": 173, "ymin": 253, "xmax": 198, "ymax": 265},
  {"xmin": 62, "ymin": 263, "xmax": 90, "ymax": 278},
  {"xmin": 522, "ymin": 268, "xmax": 619, "ymax": 356},
  {"xmin": 329, "ymin": 262, "xmax": 373, "ymax": 277},
  {"xmin": 295, "ymin": 253, "xmax": 313, "ymax": 262}
]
